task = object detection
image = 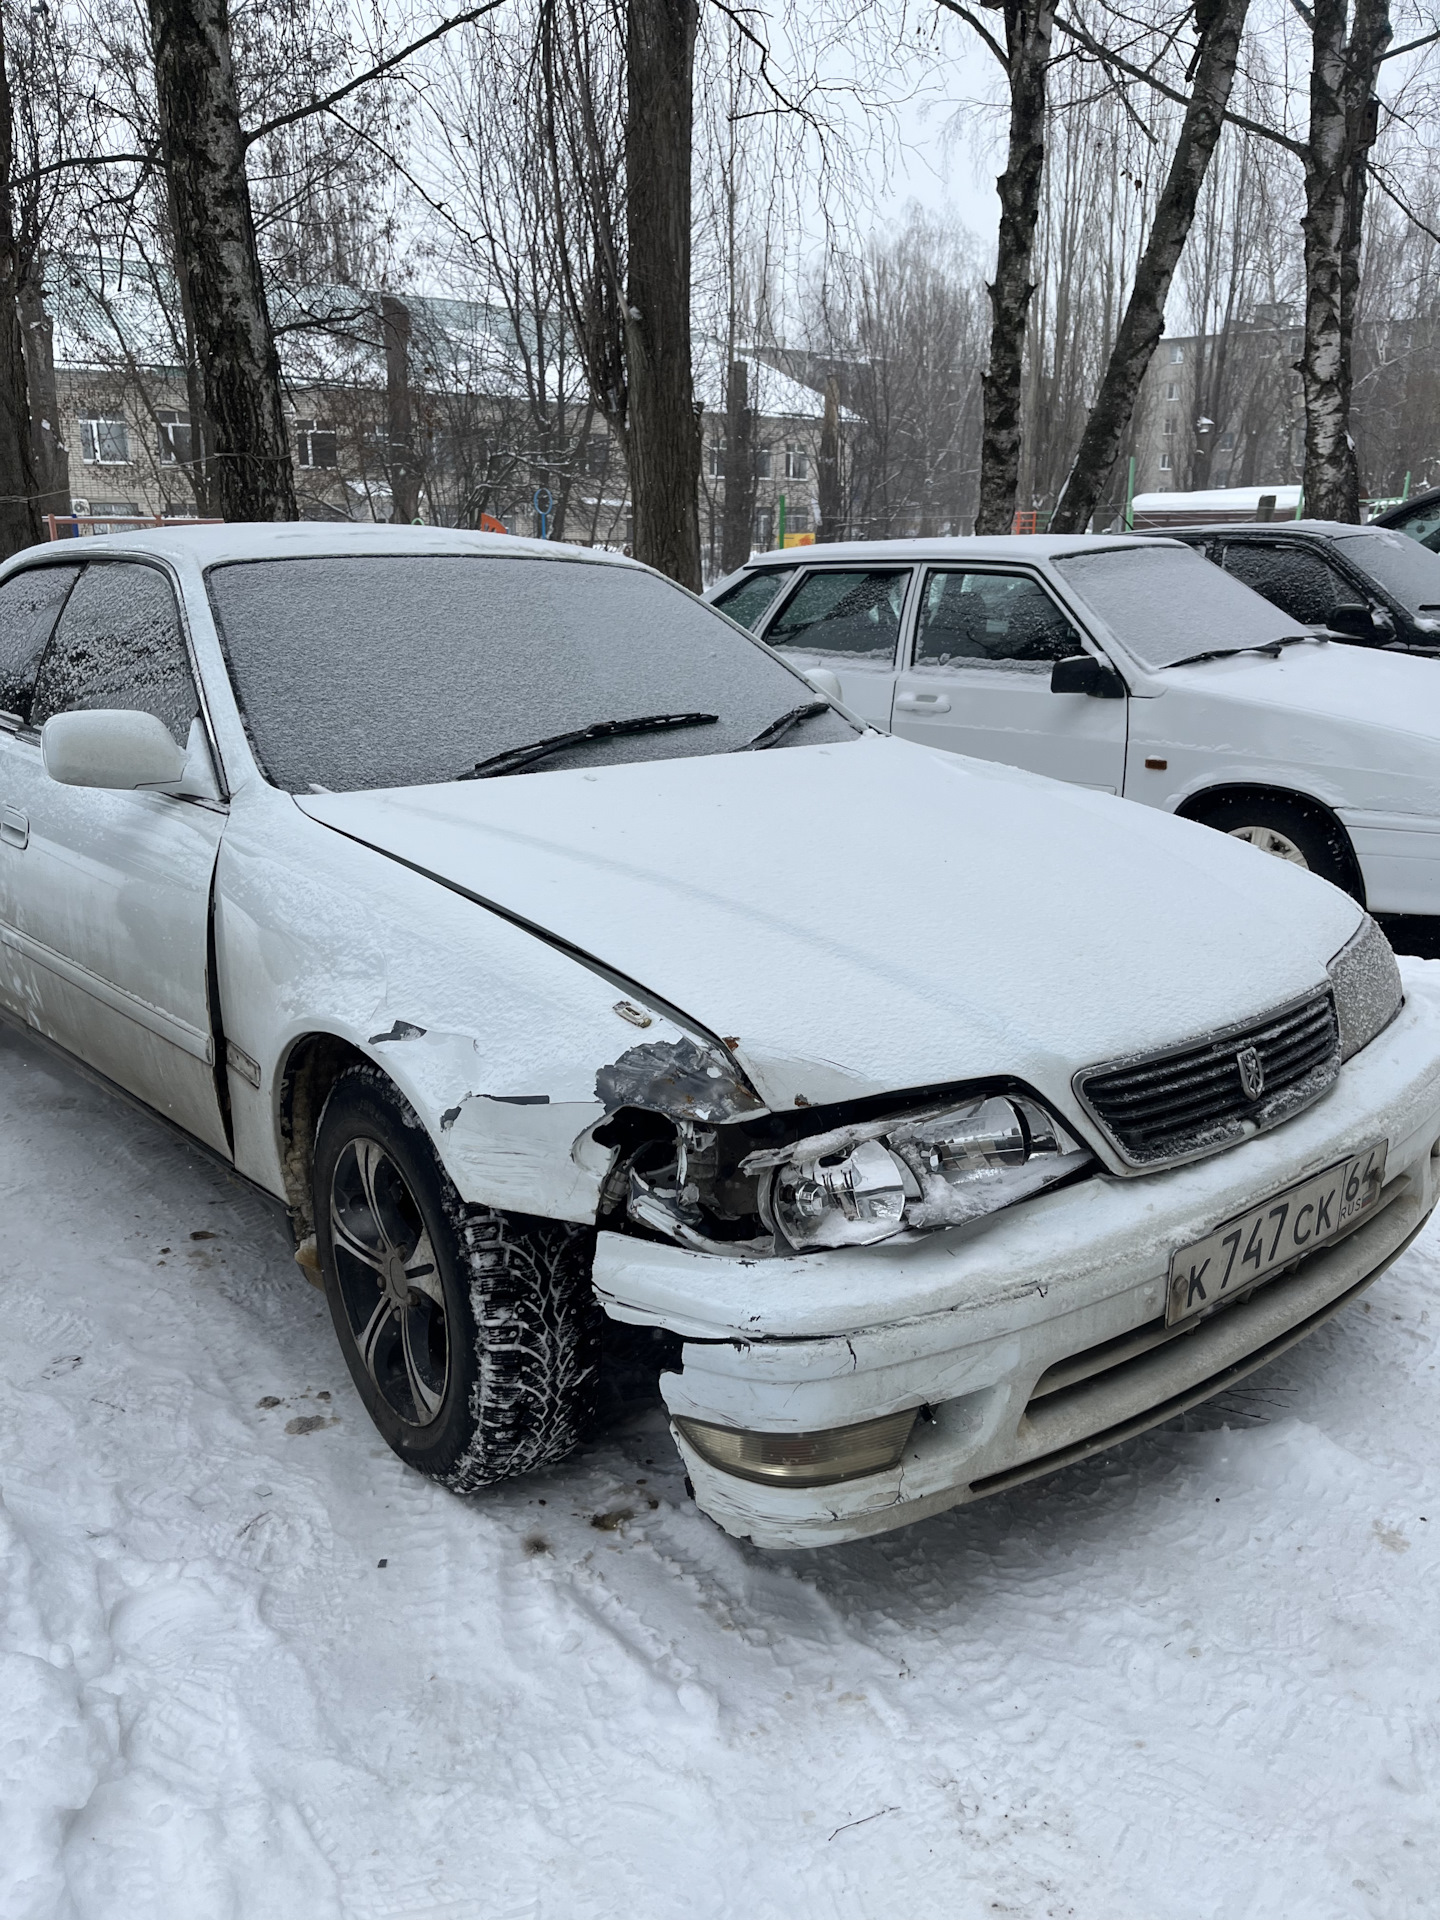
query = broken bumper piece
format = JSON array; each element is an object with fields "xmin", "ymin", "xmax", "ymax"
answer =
[{"xmin": 591, "ymin": 982, "xmax": 1440, "ymax": 1547}]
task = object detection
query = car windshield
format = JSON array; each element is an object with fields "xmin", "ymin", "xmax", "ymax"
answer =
[
  {"xmin": 1333, "ymin": 529, "xmax": 1440, "ymax": 612},
  {"xmin": 207, "ymin": 554, "xmax": 858, "ymax": 792},
  {"xmin": 1053, "ymin": 544, "xmax": 1305, "ymax": 668}
]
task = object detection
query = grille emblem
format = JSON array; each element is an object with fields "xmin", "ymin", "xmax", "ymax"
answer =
[{"xmin": 1236, "ymin": 1044, "xmax": 1265, "ymax": 1101}]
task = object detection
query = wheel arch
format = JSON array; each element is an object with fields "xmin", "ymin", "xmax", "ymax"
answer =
[
  {"xmin": 277, "ymin": 1030, "xmax": 373, "ymax": 1239},
  {"xmin": 1174, "ymin": 782, "xmax": 1367, "ymax": 905}
]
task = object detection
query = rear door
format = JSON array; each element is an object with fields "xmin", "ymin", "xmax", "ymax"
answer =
[
  {"xmin": 889, "ymin": 566, "xmax": 1129, "ymax": 790},
  {"xmin": 754, "ymin": 564, "xmax": 914, "ymax": 729},
  {"xmin": 0, "ymin": 559, "xmax": 229, "ymax": 1152}
]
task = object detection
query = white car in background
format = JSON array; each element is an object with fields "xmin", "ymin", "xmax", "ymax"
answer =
[
  {"xmin": 1, "ymin": 525, "xmax": 1438, "ymax": 1550},
  {"xmin": 709, "ymin": 536, "xmax": 1440, "ymax": 914}
]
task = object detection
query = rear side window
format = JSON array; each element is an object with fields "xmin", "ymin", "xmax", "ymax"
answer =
[
  {"xmin": 30, "ymin": 563, "xmax": 199, "ymax": 744},
  {"xmin": 1220, "ymin": 544, "xmax": 1351, "ymax": 627},
  {"xmin": 765, "ymin": 568, "xmax": 910, "ymax": 665},
  {"xmin": 914, "ymin": 570, "xmax": 1082, "ymax": 671},
  {"xmin": 713, "ymin": 571, "xmax": 788, "ymax": 632},
  {"xmin": 0, "ymin": 565, "xmax": 79, "ymax": 723}
]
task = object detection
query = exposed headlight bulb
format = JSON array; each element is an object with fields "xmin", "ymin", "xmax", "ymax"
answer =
[{"xmin": 769, "ymin": 1138, "xmax": 908, "ymax": 1250}]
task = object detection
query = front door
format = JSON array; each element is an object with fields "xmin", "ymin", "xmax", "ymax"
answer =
[
  {"xmin": 757, "ymin": 564, "xmax": 914, "ymax": 730},
  {"xmin": 0, "ymin": 558, "xmax": 229, "ymax": 1153},
  {"xmin": 889, "ymin": 566, "xmax": 1129, "ymax": 791}
]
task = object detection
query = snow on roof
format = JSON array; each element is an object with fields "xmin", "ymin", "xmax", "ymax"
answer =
[
  {"xmin": 1132, "ymin": 485, "xmax": 1303, "ymax": 514},
  {"xmin": 691, "ymin": 340, "xmax": 845, "ymax": 423},
  {"xmin": 18, "ymin": 520, "xmax": 647, "ymax": 571},
  {"xmin": 47, "ymin": 258, "xmax": 579, "ymax": 403},
  {"xmin": 736, "ymin": 533, "xmax": 1162, "ymax": 569}
]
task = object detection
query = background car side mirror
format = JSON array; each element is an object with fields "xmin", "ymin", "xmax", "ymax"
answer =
[
  {"xmin": 802, "ymin": 667, "xmax": 842, "ymax": 700},
  {"xmin": 42, "ymin": 709, "xmax": 189, "ymax": 790},
  {"xmin": 1327, "ymin": 601, "xmax": 1378, "ymax": 639},
  {"xmin": 1050, "ymin": 654, "xmax": 1126, "ymax": 699}
]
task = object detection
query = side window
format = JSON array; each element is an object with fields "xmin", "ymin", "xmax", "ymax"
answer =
[
  {"xmin": 713, "ymin": 571, "xmax": 788, "ymax": 633},
  {"xmin": 1387, "ymin": 502, "xmax": 1440, "ymax": 551},
  {"xmin": 914, "ymin": 570, "xmax": 1082, "ymax": 671},
  {"xmin": 1221, "ymin": 544, "xmax": 1351, "ymax": 626},
  {"xmin": 31, "ymin": 563, "xmax": 199, "ymax": 744},
  {"xmin": 0, "ymin": 566, "xmax": 80, "ymax": 723},
  {"xmin": 765, "ymin": 568, "xmax": 910, "ymax": 665}
]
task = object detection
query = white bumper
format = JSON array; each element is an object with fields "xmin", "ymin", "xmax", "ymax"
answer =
[
  {"xmin": 1339, "ymin": 810, "xmax": 1440, "ymax": 916},
  {"xmin": 592, "ymin": 969, "xmax": 1440, "ymax": 1548}
]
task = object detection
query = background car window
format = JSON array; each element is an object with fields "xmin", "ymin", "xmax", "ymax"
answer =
[
  {"xmin": 764, "ymin": 568, "xmax": 909, "ymax": 663},
  {"xmin": 914, "ymin": 570, "xmax": 1081, "ymax": 671},
  {"xmin": 1381, "ymin": 499, "xmax": 1440, "ymax": 552},
  {"xmin": 1219, "ymin": 543, "xmax": 1352, "ymax": 626},
  {"xmin": 713, "ymin": 571, "xmax": 787, "ymax": 632},
  {"xmin": 208, "ymin": 556, "xmax": 858, "ymax": 793},
  {"xmin": 31, "ymin": 563, "xmax": 199, "ymax": 744},
  {"xmin": 0, "ymin": 565, "xmax": 80, "ymax": 723},
  {"xmin": 1332, "ymin": 529, "xmax": 1440, "ymax": 614}
]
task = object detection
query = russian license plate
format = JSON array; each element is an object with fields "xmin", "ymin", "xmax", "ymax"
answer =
[{"xmin": 1166, "ymin": 1140, "xmax": 1388, "ymax": 1328}]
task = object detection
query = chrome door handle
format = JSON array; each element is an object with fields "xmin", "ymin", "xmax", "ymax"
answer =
[
  {"xmin": 894, "ymin": 691, "xmax": 952, "ymax": 714},
  {"xmin": 0, "ymin": 806, "xmax": 27, "ymax": 849}
]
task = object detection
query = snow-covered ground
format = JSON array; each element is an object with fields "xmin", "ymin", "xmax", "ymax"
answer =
[{"xmin": 3, "ymin": 1008, "xmax": 1438, "ymax": 1920}]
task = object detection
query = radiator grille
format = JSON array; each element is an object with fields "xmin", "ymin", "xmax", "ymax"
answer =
[{"xmin": 1075, "ymin": 990, "xmax": 1340, "ymax": 1169}]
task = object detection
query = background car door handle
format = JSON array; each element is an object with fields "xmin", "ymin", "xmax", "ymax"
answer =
[
  {"xmin": 0, "ymin": 806, "xmax": 27, "ymax": 849},
  {"xmin": 895, "ymin": 691, "xmax": 952, "ymax": 714}
]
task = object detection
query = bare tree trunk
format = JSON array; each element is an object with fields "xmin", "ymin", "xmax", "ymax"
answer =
[
  {"xmin": 146, "ymin": 0, "xmax": 296, "ymax": 521},
  {"xmin": 381, "ymin": 293, "xmax": 421, "ymax": 523},
  {"xmin": 1299, "ymin": 0, "xmax": 1389, "ymax": 521},
  {"xmin": 624, "ymin": 0, "xmax": 701, "ymax": 588},
  {"xmin": 976, "ymin": 0, "xmax": 1053, "ymax": 536},
  {"xmin": 17, "ymin": 262, "xmax": 65, "ymax": 528},
  {"xmin": 816, "ymin": 375, "xmax": 844, "ymax": 541},
  {"xmin": 721, "ymin": 356, "xmax": 755, "ymax": 571},
  {"xmin": 0, "ymin": 17, "xmax": 39, "ymax": 558},
  {"xmin": 1050, "ymin": 0, "xmax": 1251, "ymax": 533}
]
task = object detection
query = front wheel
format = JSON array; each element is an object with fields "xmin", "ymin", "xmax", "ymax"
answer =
[
  {"xmin": 1191, "ymin": 794, "xmax": 1361, "ymax": 899},
  {"xmin": 313, "ymin": 1064, "xmax": 601, "ymax": 1489}
]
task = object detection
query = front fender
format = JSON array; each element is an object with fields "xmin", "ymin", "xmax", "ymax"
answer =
[{"xmin": 213, "ymin": 787, "xmax": 703, "ymax": 1222}]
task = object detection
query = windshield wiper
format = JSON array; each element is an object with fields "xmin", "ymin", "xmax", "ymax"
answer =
[
  {"xmin": 1166, "ymin": 635, "xmax": 1313, "ymax": 669},
  {"xmin": 744, "ymin": 700, "xmax": 831, "ymax": 751},
  {"xmin": 458, "ymin": 711, "xmax": 719, "ymax": 780}
]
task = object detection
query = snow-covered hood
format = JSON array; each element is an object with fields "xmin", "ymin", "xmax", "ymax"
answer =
[
  {"xmin": 297, "ymin": 735, "xmax": 1361, "ymax": 1114},
  {"xmin": 1159, "ymin": 643, "xmax": 1440, "ymax": 815}
]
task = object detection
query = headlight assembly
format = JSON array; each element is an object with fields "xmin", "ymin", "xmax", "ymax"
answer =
[
  {"xmin": 1328, "ymin": 915, "xmax": 1403, "ymax": 1062},
  {"xmin": 744, "ymin": 1092, "xmax": 1094, "ymax": 1254}
]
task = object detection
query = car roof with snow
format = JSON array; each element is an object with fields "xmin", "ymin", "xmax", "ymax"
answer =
[
  {"xmin": 729, "ymin": 533, "xmax": 1181, "ymax": 571},
  {"xmin": 10, "ymin": 523, "xmax": 646, "ymax": 573}
]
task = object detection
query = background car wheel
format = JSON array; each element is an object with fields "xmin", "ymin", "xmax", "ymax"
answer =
[
  {"xmin": 314, "ymin": 1063, "xmax": 601, "ymax": 1489},
  {"xmin": 1189, "ymin": 793, "xmax": 1361, "ymax": 899}
]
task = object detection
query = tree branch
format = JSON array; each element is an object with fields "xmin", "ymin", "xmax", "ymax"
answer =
[
  {"xmin": 1052, "ymin": 10, "xmax": 1308, "ymax": 157},
  {"xmin": 933, "ymin": 0, "xmax": 1008, "ymax": 70},
  {"xmin": 243, "ymin": 0, "xmax": 510, "ymax": 146}
]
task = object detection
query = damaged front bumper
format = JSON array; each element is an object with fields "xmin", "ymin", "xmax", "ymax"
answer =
[{"xmin": 592, "ymin": 976, "xmax": 1440, "ymax": 1548}]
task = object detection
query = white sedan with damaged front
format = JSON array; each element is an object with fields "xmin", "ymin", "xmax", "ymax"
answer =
[{"xmin": 1, "ymin": 524, "xmax": 1438, "ymax": 1548}]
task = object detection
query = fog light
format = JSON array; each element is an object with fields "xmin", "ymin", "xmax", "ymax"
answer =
[{"xmin": 674, "ymin": 1407, "xmax": 918, "ymax": 1487}]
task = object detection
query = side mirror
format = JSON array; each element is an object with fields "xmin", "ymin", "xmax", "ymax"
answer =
[
  {"xmin": 42, "ymin": 709, "xmax": 188, "ymax": 790},
  {"xmin": 802, "ymin": 667, "xmax": 842, "ymax": 700},
  {"xmin": 1050, "ymin": 654, "xmax": 1126, "ymax": 699},
  {"xmin": 1327, "ymin": 601, "xmax": 1377, "ymax": 640}
]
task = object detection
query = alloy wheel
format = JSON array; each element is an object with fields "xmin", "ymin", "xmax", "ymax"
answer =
[
  {"xmin": 1227, "ymin": 824, "xmax": 1309, "ymax": 867},
  {"xmin": 329, "ymin": 1136, "xmax": 450, "ymax": 1427}
]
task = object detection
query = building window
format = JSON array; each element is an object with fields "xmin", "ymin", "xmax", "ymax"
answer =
[
  {"xmin": 79, "ymin": 416, "xmax": 130, "ymax": 465},
  {"xmin": 579, "ymin": 433, "xmax": 609, "ymax": 477},
  {"xmin": 1219, "ymin": 430, "xmax": 1236, "ymax": 451},
  {"xmin": 1163, "ymin": 417, "xmax": 1176, "ymax": 436},
  {"xmin": 1168, "ymin": 345, "xmax": 1184, "ymax": 364},
  {"xmin": 1164, "ymin": 383, "xmax": 1178, "ymax": 401},
  {"xmin": 784, "ymin": 444, "xmax": 808, "ymax": 481},
  {"xmin": 156, "ymin": 410, "xmax": 192, "ymax": 465},
  {"xmin": 755, "ymin": 446, "xmax": 772, "ymax": 480},
  {"xmin": 708, "ymin": 436, "xmax": 726, "ymax": 479},
  {"xmin": 1158, "ymin": 453, "xmax": 1173, "ymax": 472},
  {"xmin": 294, "ymin": 419, "xmax": 338, "ymax": 469}
]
